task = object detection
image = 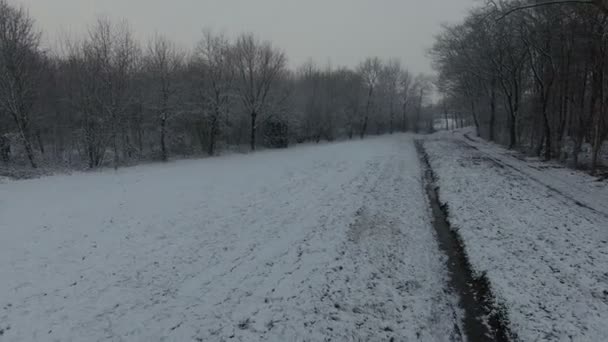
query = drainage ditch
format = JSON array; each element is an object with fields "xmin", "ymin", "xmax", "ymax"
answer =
[{"xmin": 415, "ymin": 140, "xmax": 514, "ymax": 342}]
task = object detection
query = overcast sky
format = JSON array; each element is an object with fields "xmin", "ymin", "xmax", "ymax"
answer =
[{"xmin": 12, "ymin": 0, "xmax": 475, "ymax": 74}]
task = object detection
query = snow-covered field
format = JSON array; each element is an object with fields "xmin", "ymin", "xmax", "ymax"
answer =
[
  {"xmin": 4, "ymin": 131, "xmax": 606, "ymax": 341},
  {"xmin": 423, "ymin": 130, "xmax": 608, "ymax": 342},
  {"xmin": 0, "ymin": 135, "xmax": 461, "ymax": 341}
]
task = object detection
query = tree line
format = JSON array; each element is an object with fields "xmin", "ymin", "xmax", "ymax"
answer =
[
  {"xmin": 0, "ymin": 0, "xmax": 434, "ymax": 172},
  {"xmin": 431, "ymin": 0, "xmax": 608, "ymax": 174}
]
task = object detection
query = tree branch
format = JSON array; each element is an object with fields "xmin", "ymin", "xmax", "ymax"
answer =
[{"xmin": 496, "ymin": 0, "xmax": 596, "ymax": 21}]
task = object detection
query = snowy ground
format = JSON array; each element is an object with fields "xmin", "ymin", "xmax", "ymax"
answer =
[
  {"xmin": 0, "ymin": 135, "xmax": 461, "ymax": 342},
  {"xmin": 423, "ymin": 130, "xmax": 608, "ymax": 342}
]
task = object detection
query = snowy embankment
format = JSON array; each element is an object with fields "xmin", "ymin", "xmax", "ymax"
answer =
[
  {"xmin": 423, "ymin": 131, "xmax": 608, "ymax": 341},
  {"xmin": 0, "ymin": 135, "xmax": 460, "ymax": 341}
]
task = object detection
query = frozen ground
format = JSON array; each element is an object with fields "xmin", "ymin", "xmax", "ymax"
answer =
[
  {"xmin": 423, "ymin": 130, "xmax": 608, "ymax": 341},
  {"xmin": 0, "ymin": 135, "xmax": 461, "ymax": 342}
]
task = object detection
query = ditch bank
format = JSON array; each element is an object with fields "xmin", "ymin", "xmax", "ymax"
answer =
[{"xmin": 415, "ymin": 139, "xmax": 515, "ymax": 342}]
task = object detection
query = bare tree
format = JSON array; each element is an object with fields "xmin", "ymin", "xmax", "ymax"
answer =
[
  {"xmin": 399, "ymin": 69, "xmax": 414, "ymax": 132},
  {"xmin": 0, "ymin": 0, "xmax": 42, "ymax": 168},
  {"xmin": 357, "ymin": 57, "xmax": 382, "ymax": 139},
  {"xmin": 411, "ymin": 74, "xmax": 433, "ymax": 133},
  {"xmin": 144, "ymin": 34, "xmax": 183, "ymax": 161},
  {"xmin": 233, "ymin": 33, "xmax": 286, "ymax": 151},
  {"xmin": 380, "ymin": 59, "xmax": 402, "ymax": 134},
  {"xmin": 63, "ymin": 18, "xmax": 141, "ymax": 169},
  {"xmin": 86, "ymin": 18, "xmax": 140, "ymax": 168},
  {"xmin": 297, "ymin": 61, "xmax": 323, "ymax": 142},
  {"xmin": 193, "ymin": 31, "xmax": 236, "ymax": 156},
  {"xmin": 343, "ymin": 69, "xmax": 363, "ymax": 139}
]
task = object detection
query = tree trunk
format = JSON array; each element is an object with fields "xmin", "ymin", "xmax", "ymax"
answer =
[
  {"xmin": 362, "ymin": 86, "xmax": 373, "ymax": 139},
  {"xmin": 542, "ymin": 105, "xmax": 552, "ymax": 161},
  {"xmin": 360, "ymin": 116, "xmax": 368, "ymax": 139},
  {"xmin": 573, "ymin": 138, "xmax": 583, "ymax": 169},
  {"xmin": 88, "ymin": 150, "xmax": 94, "ymax": 169},
  {"xmin": 535, "ymin": 131, "xmax": 545, "ymax": 157},
  {"xmin": 137, "ymin": 127, "xmax": 144, "ymax": 155},
  {"xmin": 414, "ymin": 91, "xmax": 423, "ymax": 134},
  {"xmin": 471, "ymin": 100, "xmax": 480, "ymax": 137},
  {"xmin": 208, "ymin": 114, "xmax": 219, "ymax": 156},
  {"xmin": 160, "ymin": 114, "xmax": 168, "ymax": 162},
  {"xmin": 557, "ymin": 65, "xmax": 570, "ymax": 161},
  {"xmin": 591, "ymin": 135, "xmax": 603, "ymax": 175},
  {"xmin": 509, "ymin": 112, "xmax": 517, "ymax": 149},
  {"xmin": 112, "ymin": 135, "xmax": 119, "ymax": 170},
  {"xmin": 111, "ymin": 112, "xmax": 119, "ymax": 170},
  {"xmin": 591, "ymin": 79, "xmax": 604, "ymax": 175},
  {"xmin": 250, "ymin": 111, "xmax": 257, "ymax": 151},
  {"xmin": 195, "ymin": 121, "xmax": 206, "ymax": 153},
  {"xmin": 36, "ymin": 130, "xmax": 45, "ymax": 155},
  {"xmin": 0, "ymin": 135, "xmax": 9, "ymax": 162},
  {"xmin": 22, "ymin": 130, "xmax": 37, "ymax": 169},
  {"xmin": 402, "ymin": 102, "xmax": 409, "ymax": 132},
  {"xmin": 123, "ymin": 130, "xmax": 132, "ymax": 159},
  {"xmin": 489, "ymin": 79, "xmax": 497, "ymax": 141},
  {"xmin": 573, "ymin": 68, "xmax": 589, "ymax": 169},
  {"xmin": 11, "ymin": 112, "xmax": 37, "ymax": 168},
  {"xmin": 505, "ymin": 93, "xmax": 518, "ymax": 149}
]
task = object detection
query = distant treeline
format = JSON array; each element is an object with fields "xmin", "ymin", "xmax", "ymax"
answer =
[{"xmin": 0, "ymin": 0, "xmax": 436, "ymax": 172}]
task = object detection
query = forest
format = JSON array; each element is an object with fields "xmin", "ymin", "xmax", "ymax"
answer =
[
  {"xmin": 2, "ymin": 0, "xmax": 607, "ymax": 176},
  {"xmin": 0, "ymin": 0, "xmax": 434, "ymax": 174},
  {"xmin": 431, "ymin": 0, "xmax": 608, "ymax": 174}
]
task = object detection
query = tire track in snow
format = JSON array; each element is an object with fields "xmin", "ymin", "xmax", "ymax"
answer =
[{"xmin": 461, "ymin": 133, "xmax": 608, "ymax": 220}]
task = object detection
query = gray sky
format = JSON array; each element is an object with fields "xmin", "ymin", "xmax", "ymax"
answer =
[{"xmin": 12, "ymin": 0, "xmax": 474, "ymax": 74}]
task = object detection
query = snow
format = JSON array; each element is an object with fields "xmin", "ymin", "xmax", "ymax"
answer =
[
  {"xmin": 460, "ymin": 129, "xmax": 608, "ymax": 216},
  {"xmin": 0, "ymin": 135, "xmax": 461, "ymax": 341},
  {"xmin": 423, "ymin": 130, "xmax": 608, "ymax": 342}
]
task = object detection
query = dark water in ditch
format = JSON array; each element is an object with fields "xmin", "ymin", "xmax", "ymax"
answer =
[{"xmin": 415, "ymin": 140, "xmax": 512, "ymax": 342}]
